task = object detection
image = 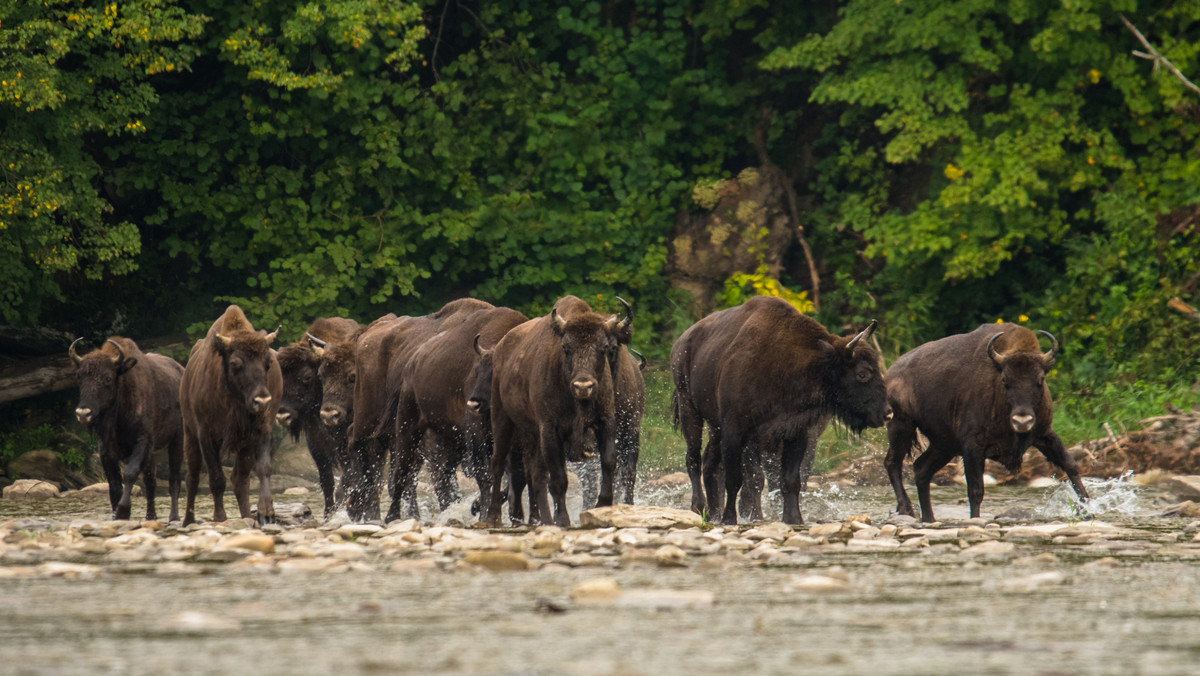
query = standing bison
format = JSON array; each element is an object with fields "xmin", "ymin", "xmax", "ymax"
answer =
[
  {"xmin": 671, "ymin": 296, "xmax": 891, "ymax": 525},
  {"xmin": 389, "ymin": 303, "xmax": 528, "ymax": 521},
  {"xmin": 179, "ymin": 306, "xmax": 282, "ymax": 526},
  {"xmin": 70, "ymin": 337, "xmax": 184, "ymax": 522},
  {"xmin": 275, "ymin": 316, "xmax": 359, "ymax": 518},
  {"xmin": 884, "ymin": 323, "xmax": 1089, "ymax": 522},
  {"xmin": 483, "ymin": 296, "xmax": 629, "ymax": 527}
]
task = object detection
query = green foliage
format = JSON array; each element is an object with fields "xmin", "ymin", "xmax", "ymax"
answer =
[
  {"xmin": 637, "ymin": 368, "xmax": 687, "ymax": 475},
  {"xmin": 0, "ymin": 0, "xmax": 208, "ymax": 324},
  {"xmin": 0, "ymin": 423, "xmax": 57, "ymax": 465},
  {"xmin": 719, "ymin": 265, "xmax": 815, "ymax": 313}
]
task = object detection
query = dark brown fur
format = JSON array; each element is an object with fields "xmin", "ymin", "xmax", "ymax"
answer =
[
  {"xmin": 671, "ymin": 296, "xmax": 891, "ymax": 525},
  {"xmin": 484, "ymin": 296, "xmax": 624, "ymax": 527},
  {"xmin": 179, "ymin": 305, "xmax": 283, "ymax": 526},
  {"xmin": 275, "ymin": 316, "xmax": 359, "ymax": 518},
  {"xmin": 71, "ymin": 337, "xmax": 184, "ymax": 521},
  {"xmin": 389, "ymin": 304, "xmax": 528, "ymax": 521},
  {"xmin": 884, "ymin": 323, "xmax": 1088, "ymax": 522}
]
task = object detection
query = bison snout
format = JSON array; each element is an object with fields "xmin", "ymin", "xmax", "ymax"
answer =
[
  {"xmin": 75, "ymin": 407, "xmax": 94, "ymax": 424},
  {"xmin": 1011, "ymin": 413, "xmax": 1035, "ymax": 433},
  {"xmin": 275, "ymin": 411, "xmax": 293, "ymax": 427},
  {"xmin": 466, "ymin": 398, "xmax": 483, "ymax": 415},
  {"xmin": 250, "ymin": 395, "xmax": 273, "ymax": 414},
  {"xmin": 571, "ymin": 378, "xmax": 596, "ymax": 400},
  {"xmin": 884, "ymin": 407, "xmax": 894, "ymax": 423},
  {"xmin": 320, "ymin": 408, "xmax": 343, "ymax": 427}
]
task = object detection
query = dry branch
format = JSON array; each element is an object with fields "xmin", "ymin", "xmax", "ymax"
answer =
[{"xmin": 1119, "ymin": 14, "xmax": 1200, "ymax": 97}]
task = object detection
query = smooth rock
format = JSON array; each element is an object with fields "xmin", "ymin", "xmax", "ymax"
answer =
[
  {"xmin": 3, "ymin": 480, "xmax": 61, "ymax": 499},
  {"xmin": 643, "ymin": 472, "xmax": 689, "ymax": 488},
  {"xmin": 579, "ymin": 505, "xmax": 702, "ymax": 529},
  {"xmin": 335, "ymin": 524, "xmax": 383, "ymax": 539},
  {"xmin": 165, "ymin": 611, "xmax": 242, "ymax": 632},
  {"xmin": 984, "ymin": 571, "xmax": 1066, "ymax": 591},
  {"xmin": 959, "ymin": 541, "xmax": 1016, "ymax": 558},
  {"xmin": 786, "ymin": 574, "xmax": 850, "ymax": 593},
  {"xmin": 614, "ymin": 590, "xmax": 714, "ymax": 609},
  {"xmin": 37, "ymin": 561, "xmax": 102, "ymax": 578},
  {"xmin": 1084, "ymin": 556, "xmax": 1120, "ymax": 569},
  {"xmin": 283, "ymin": 486, "xmax": 310, "ymax": 496},
  {"xmin": 1166, "ymin": 475, "xmax": 1200, "ymax": 500},
  {"xmin": 808, "ymin": 522, "xmax": 848, "ymax": 538},
  {"xmin": 571, "ymin": 577, "xmax": 623, "ymax": 603},
  {"xmin": 277, "ymin": 558, "xmax": 347, "ymax": 573},
  {"xmin": 1162, "ymin": 501, "xmax": 1200, "ymax": 519},
  {"xmin": 654, "ymin": 544, "xmax": 688, "ymax": 567},
  {"xmin": 461, "ymin": 550, "xmax": 531, "ymax": 572},
  {"xmin": 78, "ymin": 482, "xmax": 141, "ymax": 496},
  {"xmin": 216, "ymin": 532, "xmax": 275, "ymax": 554},
  {"xmin": 390, "ymin": 558, "xmax": 439, "ymax": 574}
]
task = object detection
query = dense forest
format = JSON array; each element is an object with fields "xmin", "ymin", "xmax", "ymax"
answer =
[{"xmin": 3, "ymin": 0, "xmax": 1199, "ymax": 409}]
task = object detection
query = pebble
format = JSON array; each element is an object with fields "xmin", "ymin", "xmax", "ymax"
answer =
[{"xmin": 461, "ymin": 551, "xmax": 531, "ymax": 572}]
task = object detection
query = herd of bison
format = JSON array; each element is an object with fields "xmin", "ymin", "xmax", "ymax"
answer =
[{"xmin": 65, "ymin": 295, "xmax": 1090, "ymax": 530}]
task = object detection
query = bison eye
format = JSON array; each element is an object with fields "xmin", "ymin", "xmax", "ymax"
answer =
[
  {"xmin": 300, "ymin": 373, "xmax": 313, "ymax": 384},
  {"xmin": 349, "ymin": 373, "xmax": 357, "ymax": 384},
  {"xmin": 855, "ymin": 371, "xmax": 870, "ymax": 383}
]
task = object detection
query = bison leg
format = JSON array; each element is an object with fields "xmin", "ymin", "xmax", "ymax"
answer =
[
  {"xmin": 961, "ymin": 451, "xmax": 988, "ymax": 519},
  {"xmin": 138, "ymin": 444, "xmax": 157, "ymax": 522},
  {"xmin": 779, "ymin": 430, "xmax": 810, "ymax": 526},
  {"xmin": 101, "ymin": 450, "xmax": 124, "ymax": 520},
  {"xmin": 230, "ymin": 444, "xmax": 254, "ymax": 519},
  {"xmin": 738, "ymin": 440, "xmax": 765, "ymax": 522},
  {"xmin": 676, "ymin": 390, "xmax": 707, "ymax": 516},
  {"xmin": 200, "ymin": 438, "xmax": 227, "ymax": 523},
  {"xmin": 1034, "ymin": 431, "xmax": 1090, "ymax": 503},
  {"xmin": 307, "ymin": 424, "xmax": 338, "ymax": 519},
  {"xmin": 484, "ymin": 413, "xmax": 516, "ymax": 528},
  {"xmin": 182, "ymin": 427, "xmax": 202, "ymax": 526},
  {"xmin": 912, "ymin": 445, "xmax": 953, "ymax": 523},
  {"xmin": 166, "ymin": 434, "xmax": 182, "ymax": 523},
  {"xmin": 428, "ymin": 432, "xmax": 464, "ymax": 512},
  {"xmin": 885, "ymin": 418, "xmax": 917, "ymax": 517},
  {"xmin": 576, "ymin": 456, "xmax": 599, "ymax": 509},
  {"xmin": 615, "ymin": 419, "xmax": 640, "ymax": 505},
  {"xmin": 536, "ymin": 424, "xmax": 569, "ymax": 527},
  {"xmin": 386, "ymin": 406, "xmax": 425, "ymax": 523},
  {"xmin": 118, "ymin": 439, "xmax": 149, "ymax": 521},
  {"xmin": 507, "ymin": 445, "xmax": 528, "ymax": 525},
  {"xmin": 595, "ymin": 421, "xmax": 617, "ymax": 510},
  {"xmin": 255, "ymin": 435, "xmax": 275, "ymax": 525},
  {"xmin": 702, "ymin": 430, "xmax": 724, "ymax": 520},
  {"xmin": 718, "ymin": 427, "xmax": 747, "ymax": 525}
]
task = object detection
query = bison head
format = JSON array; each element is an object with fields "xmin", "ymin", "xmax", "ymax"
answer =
[
  {"xmin": 466, "ymin": 335, "xmax": 493, "ymax": 417},
  {"xmin": 825, "ymin": 320, "xmax": 891, "ymax": 433},
  {"xmin": 275, "ymin": 341, "xmax": 321, "ymax": 438},
  {"xmin": 317, "ymin": 341, "xmax": 356, "ymax": 430},
  {"xmin": 988, "ymin": 330, "xmax": 1057, "ymax": 434},
  {"xmin": 214, "ymin": 327, "xmax": 278, "ymax": 415},
  {"xmin": 70, "ymin": 338, "xmax": 137, "ymax": 425},
  {"xmin": 552, "ymin": 308, "xmax": 619, "ymax": 402}
]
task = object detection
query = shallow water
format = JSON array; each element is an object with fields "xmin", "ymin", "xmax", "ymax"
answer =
[{"xmin": 2, "ymin": 477, "xmax": 1199, "ymax": 675}]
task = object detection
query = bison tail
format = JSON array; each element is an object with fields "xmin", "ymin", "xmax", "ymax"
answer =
[{"xmin": 670, "ymin": 389, "xmax": 680, "ymax": 431}]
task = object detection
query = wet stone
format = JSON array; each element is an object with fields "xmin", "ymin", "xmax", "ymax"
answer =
[{"xmin": 959, "ymin": 541, "xmax": 1017, "ymax": 559}]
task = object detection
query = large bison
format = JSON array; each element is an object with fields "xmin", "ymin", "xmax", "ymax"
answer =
[
  {"xmin": 275, "ymin": 316, "xmax": 360, "ymax": 518},
  {"xmin": 389, "ymin": 303, "xmax": 528, "ymax": 521},
  {"xmin": 671, "ymin": 296, "xmax": 891, "ymax": 525},
  {"xmin": 883, "ymin": 323, "xmax": 1089, "ymax": 522},
  {"xmin": 70, "ymin": 337, "xmax": 184, "ymax": 522},
  {"xmin": 179, "ymin": 305, "xmax": 282, "ymax": 526},
  {"xmin": 483, "ymin": 296, "xmax": 629, "ymax": 527},
  {"xmin": 320, "ymin": 300, "xmax": 492, "ymax": 521}
]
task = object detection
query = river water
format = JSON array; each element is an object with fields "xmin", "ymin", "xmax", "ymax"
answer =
[{"xmin": 2, "ymin": 475, "xmax": 1199, "ymax": 675}]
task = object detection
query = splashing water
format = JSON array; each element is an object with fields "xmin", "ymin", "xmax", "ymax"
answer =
[{"xmin": 1033, "ymin": 471, "xmax": 1149, "ymax": 520}]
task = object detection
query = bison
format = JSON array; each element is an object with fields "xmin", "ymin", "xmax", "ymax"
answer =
[
  {"xmin": 275, "ymin": 316, "xmax": 360, "ymax": 518},
  {"xmin": 70, "ymin": 337, "xmax": 184, "ymax": 522},
  {"xmin": 483, "ymin": 295, "xmax": 629, "ymax": 527},
  {"xmin": 389, "ymin": 303, "xmax": 528, "ymax": 521},
  {"xmin": 179, "ymin": 305, "xmax": 282, "ymax": 526},
  {"xmin": 671, "ymin": 296, "xmax": 891, "ymax": 525},
  {"xmin": 883, "ymin": 323, "xmax": 1089, "ymax": 522}
]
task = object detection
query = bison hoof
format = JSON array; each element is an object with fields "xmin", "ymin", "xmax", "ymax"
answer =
[{"xmin": 256, "ymin": 513, "xmax": 276, "ymax": 526}]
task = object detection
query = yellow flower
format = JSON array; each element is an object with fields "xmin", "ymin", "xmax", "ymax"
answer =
[
  {"xmin": 1088, "ymin": 69, "xmax": 1101, "ymax": 84},
  {"xmin": 944, "ymin": 164, "xmax": 964, "ymax": 180},
  {"xmin": 1018, "ymin": 314, "xmax": 1029, "ymax": 322}
]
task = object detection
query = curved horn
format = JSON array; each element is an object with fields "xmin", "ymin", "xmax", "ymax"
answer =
[
  {"xmin": 1038, "ymin": 329, "xmax": 1059, "ymax": 362},
  {"xmin": 629, "ymin": 347, "xmax": 647, "ymax": 371},
  {"xmin": 215, "ymin": 332, "xmax": 233, "ymax": 350},
  {"xmin": 105, "ymin": 339, "xmax": 126, "ymax": 364},
  {"xmin": 306, "ymin": 332, "xmax": 327, "ymax": 350},
  {"xmin": 845, "ymin": 319, "xmax": 879, "ymax": 352},
  {"xmin": 69, "ymin": 337, "xmax": 85, "ymax": 365},
  {"xmin": 552, "ymin": 308, "xmax": 567, "ymax": 332},
  {"xmin": 473, "ymin": 334, "xmax": 484, "ymax": 356},
  {"xmin": 987, "ymin": 332, "xmax": 1006, "ymax": 366},
  {"xmin": 264, "ymin": 325, "xmax": 280, "ymax": 345},
  {"xmin": 616, "ymin": 296, "xmax": 633, "ymax": 328}
]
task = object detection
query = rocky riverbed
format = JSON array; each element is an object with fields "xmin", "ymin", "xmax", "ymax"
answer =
[{"xmin": 3, "ymin": 480, "xmax": 1200, "ymax": 674}]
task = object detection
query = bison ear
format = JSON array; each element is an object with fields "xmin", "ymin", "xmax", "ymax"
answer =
[
  {"xmin": 551, "ymin": 309, "xmax": 567, "ymax": 334},
  {"xmin": 117, "ymin": 357, "xmax": 138, "ymax": 374}
]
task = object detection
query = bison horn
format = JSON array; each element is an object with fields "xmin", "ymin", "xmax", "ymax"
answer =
[
  {"xmin": 630, "ymin": 347, "xmax": 647, "ymax": 371},
  {"xmin": 617, "ymin": 296, "xmax": 633, "ymax": 328},
  {"xmin": 264, "ymin": 326, "xmax": 280, "ymax": 345},
  {"xmin": 1038, "ymin": 330, "xmax": 1059, "ymax": 363},
  {"xmin": 215, "ymin": 332, "xmax": 233, "ymax": 350},
  {"xmin": 473, "ymin": 334, "xmax": 486, "ymax": 356},
  {"xmin": 552, "ymin": 309, "xmax": 568, "ymax": 333},
  {"xmin": 306, "ymin": 332, "xmax": 327, "ymax": 349},
  {"xmin": 68, "ymin": 337, "xmax": 85, "ymax": 365},
  {"xmin": 105, "ymin": 339, "xmax": 126, "ymax": 364},
  {"xmin": 987, "ymin": 332, "xmax": 1006, "ymax": 366},
  {"xmin": 846, "ymin": 319, "xmax": 878, "ymax": 352}
]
